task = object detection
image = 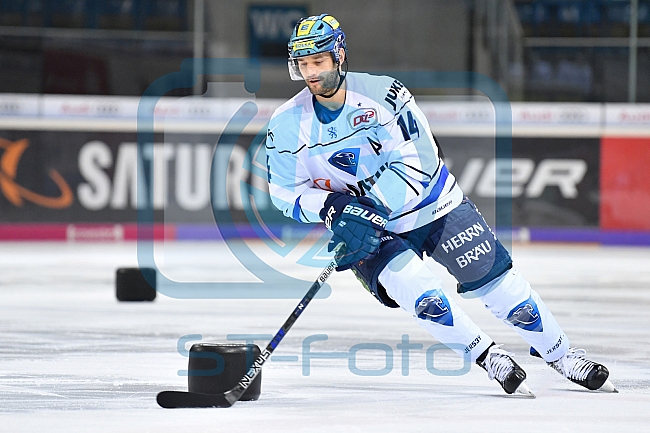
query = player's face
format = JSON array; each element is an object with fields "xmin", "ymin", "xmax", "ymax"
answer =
[{"xmin": 297, "ymin": 53, "xmax": 339, "ymax": 96}]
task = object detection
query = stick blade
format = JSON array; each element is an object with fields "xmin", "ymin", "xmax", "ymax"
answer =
[{"xmin": 157, "ymin": 391, "xmax": 233, "ymax": 408}]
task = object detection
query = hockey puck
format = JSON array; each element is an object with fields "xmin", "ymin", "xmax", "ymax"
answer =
[
  {"xmin": 188, "ymin": 343, "xmax": 262, "ymax": 401},
  {"xmin": 115, "ymin": 267, "xmax": 156, "ymax": 301}
]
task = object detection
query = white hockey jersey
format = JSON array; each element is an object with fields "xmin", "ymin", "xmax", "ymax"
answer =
[{"xmin": 265, "ymin": 72, "xmax": 463, "ymax": 234}]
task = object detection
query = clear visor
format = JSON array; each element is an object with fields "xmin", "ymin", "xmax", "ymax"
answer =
[
  {"xmin": 287, "ymin": 57, "xmax": 340, "ymax": 82},
  {"xmin": 288, "ymin": 58, "xmax": 304, "ymax": 81}
]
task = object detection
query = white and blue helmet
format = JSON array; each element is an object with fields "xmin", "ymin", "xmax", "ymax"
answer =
[{"xmin": 287, "ymin": 14, "xmax": 347, "ymax": 81}]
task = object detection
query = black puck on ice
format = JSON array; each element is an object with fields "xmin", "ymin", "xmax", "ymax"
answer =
[
  {"xmin": 115, "ymin": 267, "xmax": 156, "ymax": 301},
  {"xmin": 188, "ymin": 343, "xmax": 262, "ymax": 401}
]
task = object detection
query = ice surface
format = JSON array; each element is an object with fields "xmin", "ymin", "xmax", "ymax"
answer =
[{"xmin": 1, "ymin": 241, "xmax": 649, "ymax": 432}]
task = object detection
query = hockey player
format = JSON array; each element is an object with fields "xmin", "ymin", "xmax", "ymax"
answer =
[{"xmin": 265, "ymin": 13, "xmax": 616, "ymax": 396}]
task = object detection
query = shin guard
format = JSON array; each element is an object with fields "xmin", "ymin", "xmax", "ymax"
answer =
[
  {"xmin": 467, "ymin": 268, "xmax": 569, "ymax": 362},
  {"xmin": 379, "ymin": 251, "xmax": 493, "ymax": 362}
]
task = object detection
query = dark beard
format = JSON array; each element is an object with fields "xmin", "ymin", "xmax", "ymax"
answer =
[{"xmin": 309, "ymin": 69, "xmax": 340, "ymax": 96}]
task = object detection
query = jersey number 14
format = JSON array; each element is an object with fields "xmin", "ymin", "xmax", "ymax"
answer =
[{"xmin": 397, "ymin": 111, "xmax": 420, "ymax": 141}]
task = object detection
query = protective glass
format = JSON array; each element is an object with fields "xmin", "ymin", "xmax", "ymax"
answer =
[
  {"xmin": 288, "ymin": 59, "xmax": 304, "ymax": 81},
  {"xmin": 287, "ymin": 58, "xmax": 340, "ymax": 87}
]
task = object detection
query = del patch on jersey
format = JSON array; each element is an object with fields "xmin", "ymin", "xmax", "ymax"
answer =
[{"xmin": 348, "ymin": 108, "xmax": 378, "ymax": 129}]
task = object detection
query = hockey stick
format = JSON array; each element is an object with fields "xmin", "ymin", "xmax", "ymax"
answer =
[{"xmin": 157, "ymin": 251, "xmax": 340, "ymax": 408}]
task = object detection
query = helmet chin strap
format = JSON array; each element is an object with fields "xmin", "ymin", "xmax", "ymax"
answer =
[{"xmin": 318, "ymin": 59, "xmax": 348, "ymax": 99}]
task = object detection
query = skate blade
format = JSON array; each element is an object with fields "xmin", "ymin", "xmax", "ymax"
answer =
[
  {"xmin": 597, "ymin": 379, "xmax": 618, "ymax": 393},
  {"xmin": 515, "ymin": 381, "xmax": 536, "ymax": 398}
]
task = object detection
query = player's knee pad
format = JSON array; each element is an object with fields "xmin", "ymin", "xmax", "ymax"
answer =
[
  {"xmin": 350, "ymin": 235, "xmax": 419, "ymax": 308},
  {"xmin": 408, "ymin": 198, "xmax": 513, "ymax": 294},
  {"xmin": 377, "ymin": 250, "xmax": 447, "ymax": 318},
  {"xmin": 468, "ymin": 267, "xmax": 543, "ymax": 332},
  {"xmin": 414, "ymin": 289, "xmax": 455, "ymax": 326},
  {"xmin": 380, "ymin": 251, "xmax": 494, "ymax": 361},
  {"xmin": 470, "ymin": 268, "xmax": 567, "ymax": 359}
]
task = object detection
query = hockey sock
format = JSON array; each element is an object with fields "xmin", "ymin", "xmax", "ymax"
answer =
[
  {"xmin": 465, "ymin": 267, "xmax": 569, "ymax": 363},
  {"xmin": 379, "ymin": 251, "xmax": 493, "ymax": 362}
]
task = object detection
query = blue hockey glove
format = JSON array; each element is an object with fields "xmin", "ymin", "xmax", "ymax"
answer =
[{"xmin": 319, "ymin": 193, "xmax": 389, "ymax": 271}]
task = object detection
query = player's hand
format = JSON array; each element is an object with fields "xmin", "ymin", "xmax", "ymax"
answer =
[{"xmin": 319, "ymin": 193, "xmax": 389, "ymax": 271}]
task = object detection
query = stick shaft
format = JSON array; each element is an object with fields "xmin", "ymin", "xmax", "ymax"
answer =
[{"xmin": 224, "ymin": 257, "xmax": 338, "ymax": 405}]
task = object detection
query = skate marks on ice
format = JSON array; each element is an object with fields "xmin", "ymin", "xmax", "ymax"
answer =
[{"xmin": 0, "ymin": 242, "xmax": 649, "ymax": 432}]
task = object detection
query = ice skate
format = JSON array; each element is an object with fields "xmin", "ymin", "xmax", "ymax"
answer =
[
  {"xmin": 546, "ymin": 348, "xmax": 617, "ymax": 392},
  {"xmin": 479, "ymin": 345, "xmax": 535, "ymax": 397}
]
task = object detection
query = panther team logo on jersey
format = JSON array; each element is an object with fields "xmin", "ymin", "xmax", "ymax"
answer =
[
  {"xmin": 328, "ymin": 148, "xmax": 359, "ymax": 176},
  {"xmin": 507, "ymin": 297, "xmax": 544, "ymax": 332},
  {"xmin": 415, "ymin": 290, "xmax": 454, "ymax": 326}
]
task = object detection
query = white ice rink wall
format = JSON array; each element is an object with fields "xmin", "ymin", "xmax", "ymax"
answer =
[{"xmin": 0, "ymin": 94, "xmax": 649, "ymax": 245}]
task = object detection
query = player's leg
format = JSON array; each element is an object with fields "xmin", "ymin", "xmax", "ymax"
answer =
[
  {"xmin": 472, "ymin": 268, "xmax": 615, "ymax": 391},
  {"xmin": 463, "ymin": 267, "xmax": 568, "ymax": 362},
  {"xmin": 379, "ymin": 249, "xmax": 492, "ymax": 362},
  {"xmin": 350, "ymin": 236, "xmax": 532, "ymax": 395},
  {"xmin": 418, "ymin": 198, "xmax": 569, "ymax": 359},
  {"xmin": 421, "ymin": 197, "xmax": 614, "ymax": 391}
]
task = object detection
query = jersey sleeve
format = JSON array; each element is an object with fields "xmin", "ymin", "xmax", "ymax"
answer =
[
  {"xmin": 367, "ymin": 82, "xmax": 442, "ymax": 213},
  {"xmin": 265, "ymin": 113, "xmax": 329, "ymax": 223}
]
